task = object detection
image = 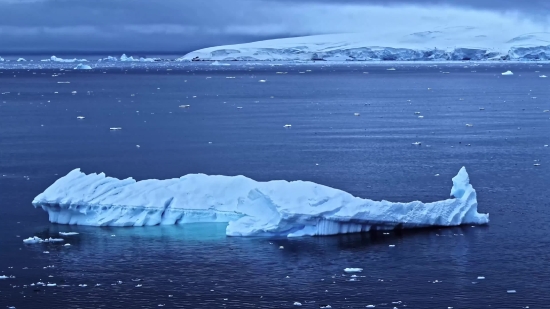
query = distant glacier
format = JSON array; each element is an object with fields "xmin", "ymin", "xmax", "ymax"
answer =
[
  {"xmin": 32, "ymin": 167, "xmax": 488, "ymax": 237},
  {"xmin": 177, "ymin": 29, "xmax": 550, "ymax": 62}
]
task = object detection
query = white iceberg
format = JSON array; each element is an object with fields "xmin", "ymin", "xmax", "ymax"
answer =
[
  {"xmin": 32, "ymin": 167, "xmax": 488, "ymax": 237},
  {"xmin": 177, "ymin": 30, "xmax": 550, "ymax": 62},
  {"xmin": 43, "ymin": 56, "xmax": 88, "ymax": 63},
  {"xmin": 502, "ymin": 70, "xmax": 514, "ymax": 75},
  {"xmin": 74, "ymin": 63, "xmax": 92, "ymax": 70},
  {"xmin": 119, "ymin": 54, "xmax": 159, "ymax": 62},
  {"xmin": 16, "ymin": 58, "xmax": 27, "ymax": 62},
  {"xmin": 23, "ymin": 236, "xmax": 44, "ymax": 244},
  {"xmin": 99, "ymin": 56, "xmax": 118, "ymax": 62},
  {"xmin": 0, "ymin": 56, "xmax": 4, "ymax": 62}
]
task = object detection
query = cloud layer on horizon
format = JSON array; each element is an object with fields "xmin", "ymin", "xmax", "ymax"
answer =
[{"xmin": 0, "ymin": 0, "xmax": 549, "ymax": 53}]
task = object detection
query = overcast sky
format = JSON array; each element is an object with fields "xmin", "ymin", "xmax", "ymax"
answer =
[{"xmin": 0, "ymin": 0, "xmax": 549, "ymax": 54}]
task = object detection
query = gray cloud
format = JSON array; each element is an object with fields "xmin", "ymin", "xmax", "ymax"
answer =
[{"xmin": 0, "ymin": 0, "xmax": 548, "ymax": 53}]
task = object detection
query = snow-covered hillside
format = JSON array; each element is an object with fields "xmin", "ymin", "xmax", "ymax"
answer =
[
  {"xmin": 177, "ymin": 28, "xmax": 550, "ymax": 61},
  {"xmin": 32, "ymin": 167, "xmax": 488, "ymax": 237}
]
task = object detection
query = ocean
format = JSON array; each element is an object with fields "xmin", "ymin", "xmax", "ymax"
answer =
[{"xmin": 1, "ymin": 61, "xmax": 549, "ymax": 308}]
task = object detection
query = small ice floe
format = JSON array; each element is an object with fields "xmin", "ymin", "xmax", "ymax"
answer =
[
  {"xmin": 211, "ymin": 61, "xmax": 230, "ymax": 66},
  {"xmin": 46, "ymin": 283, "xmax": 56, "ymax": 287},
  {"xmin": 8, "ymin": 306, "xmax": 15, "ymax": 309},
  {"xmin": 544, "ymin": 145, "xmax": 549, "ymax": 147},
  {"xmin": 479, "ymin": 107, "xmax": 485, "ymax": 110},
  {"xmin": 354, "ymin": 113, "xmax": 360, "ymax": 116},
  {"xmin": 17, "ymin": 58, "xmax": 27, "ymax": 62},
  {"xmin": 366, "ymin": 305, "xmax": 376, "ymax": 308},
  {"xmin": 387, "ymin": 68, "xmax": 396, "ymax": 71},
  {"xmin": 23, "ymin": 236, "xmax": 43, "ymax": 244},
  {"xmin": 540, "ymin": 75, "xmax": 547, "ymax": 78},
  {"xmin": 79, "ymin": 284, "xmax": 87, "ymax": 287},
  {"xmin": 293, "ymin": 302, "xmax": 302, "ymax": 306},
  {"xmin": 0, "ymin": 275, "xmax": 8, "ymax": 279},
  {"xmin": 71, "ymin": 91, "xmax": 77, "ymax": 94},
  {"xmin": 179, "ymin": 105, "xmax": 190, "ymax": 108},
  {"xmin": 279, "ymin": 246, "xmax": 284, "ymax": 249},
  {"xmin": 76, "ymin": 116, "xmax": 85, "ymax": 120},
  {"xmin": 414, "ymin": 112, "xmax": 421, "ymax": 115},
  {"xmin": 465, "ymin": 124, "xmax": 473, "ymax": 127},
  {"xmin": 43, "ymin": 238, "xmax": 64, "ymax": 243},
  {"xmin": 57, "ymin": 81, "xmax": 70, "ymax": 84},
  {"xmin": 136, "ymin": 145, "xmax": 141, "ymax": 148},
  {"xmin": 283, "ymin": 124, "xmax": 292, "ymax": 128},
  {"xmin": 59, "ymin": 232, "xmax": 79, "ymax": 236},
  {"xmin": 507, "ymin": 290, "xmax": 517, "ymax": 294},
  {"xmin": 477, "ymin": 276, "xmax": 485, "ymax": 280},
  {"xmin": 534, "ymin": 163, "xmax": 541, "ymax": 167},
  {"xmin": 237, "ymin": 107, "xmax": 243, "ymax": 109},
  {"xmin": 259, "ymin": 80, "xmax": 266, "ymax": 83},
  {"xmin": 109, "ymin": 127, "xmax": 122, "ymax": 131},
  {"xmin": 343, "ymin": 268, "xmax": 362, "ymax": 273},
  {"xmin": 501, "ymin": 70, "xmax": 514, "ymax": 76},
  {"xmin": 64, "ymin": 243, "xmax": 71, "ymax": 247},
  {"xmin": 226, "ymin": 77, "xmax": 236, "ymax": 79},
  {"xmin": 389, "ymin": 244, "xmax": 396, "ymax": 247},
  {"xmin": 320, "ymin": 305, "xmax": 332, "ymax": 309},
  {"xmin": 131, "ymin": 278, "xmax": 142, "ymax": 282},
  {"xmin": 434, "ymin": 174, "xmax": 440, "ymax": 177},
  {"xmin": 412, "ymin": 142, "xmax": 421, "ymax": 146},
  {"xmin": 418, "ymin": 116, "xmax": 424, "ymax": 118},
  {"xmin": 543, "ymin": 110, "xmax": 549, "ymax": 113},
  {"xmin": 135, "ymin": 284, "xmax": 142, "ymax": 287}
]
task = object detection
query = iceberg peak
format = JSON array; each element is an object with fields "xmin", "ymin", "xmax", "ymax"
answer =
[{"xmin": 450, "ymin": 166, "xmax": 470, "ymax": 199}]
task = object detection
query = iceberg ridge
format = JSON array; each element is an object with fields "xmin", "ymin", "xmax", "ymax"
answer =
[{"xmin": 32, "ymin": 167, "xmax": 488, "ymax": 237}]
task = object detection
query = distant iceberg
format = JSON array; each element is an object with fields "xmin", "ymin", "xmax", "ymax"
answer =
[
  {"xmin": 32, "ymin": 167, "xmax": 488, "ymax": 237},
  {"xmin": 74, "ymin": 63, "xmax": 92, "ymax": 70},
  {"xmin": 42, "ymin": 56, "xmax": 89, "ymax": 63},
  {"xmin": 119, "ymin": 54, "xmax": 159, "ymax": 62},
  {"xmin": 177, "ymin": 30, "xmax": 550, "ymax": 62},
  {"xmin": 0, "ymin": 56, "xmax": 4, "ymax": 62},
  {"xmin": 99, "ymin": 56, "xmax": 118, "ymax": 62},
  {"xmin": 17, "ymin": 58, "xmax": 27, "ymax": 62}
]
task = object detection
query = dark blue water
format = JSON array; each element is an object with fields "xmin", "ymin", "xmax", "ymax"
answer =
[{"xmin": 1, "ymin": 62, "xmax": 549, "ymax": 308}]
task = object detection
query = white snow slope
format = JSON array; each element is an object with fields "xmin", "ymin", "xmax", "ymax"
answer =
[
  {"xmin": 177, "ymin": 29, "xmax": 550, "ymax": 61},
  {"xmin": 32, "ymin": 167, "xmax": 488, "ymax": 237}
]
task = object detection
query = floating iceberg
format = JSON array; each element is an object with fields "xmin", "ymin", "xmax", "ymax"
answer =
[
  {"xmin": 0, "ymin": 56, "xmax": 4, "ymax": 62},
  {"xmin": 119, "ymin": 54, "xmax": 159, "ymax": 62},
  {"xmin": 32, "ymin": 167, "xmax": 488, "ymax": 237},
  {"xmin": 16, "ymin": 58, "xmax": 26, "ymax": 62},
  {"xmin": 99, "ymin": 56, "xmax": 118, "ymax": 62},
  {"xmin": 177, "ymin": 30, "xmax": 550, "ymax": 62},
  {"xmin": 502, "ymin": 70, "xmax": 514, "ymax": 75},
  {"xmin": 42, "ymin": 56, "xmax": 88, "ymax": 63},
  {"xmin": 74, "ymin": 63, "xmax": 92, "ymax": 70}
]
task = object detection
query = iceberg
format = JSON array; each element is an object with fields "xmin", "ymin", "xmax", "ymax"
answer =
[
  {"xmin": 0, "ymin": 56, "xmax": 4, "ymax": 62},
  {"xmin": 119, "ymin": 54, "xmax": 159, "ymax": 62},
  {"xmin": 99, "ymin": 56, "xmax": 118, "ymax": 62},
  {"xmin": 176, "ymin": 30, "xmax": 550, "ymax": 62},
  {"xmin": 42, "ymin": 56, "xmax": 88, "ymax": 63},
  {"xmin": 16, "ymin": 58, "xmax": 26, "ymax": 62},
  {"xmin": 74, "ymin": 63, "xmax": 92, "ymax": 70},
  {"xmin": 32, "ymin": 167, "xmax": 488, "ymax": 237}
]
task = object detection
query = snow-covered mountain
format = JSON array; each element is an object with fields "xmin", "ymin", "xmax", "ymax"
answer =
[{"xmin": 177, "ymin": 28, "xmax": 550, "ymax": 61}]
